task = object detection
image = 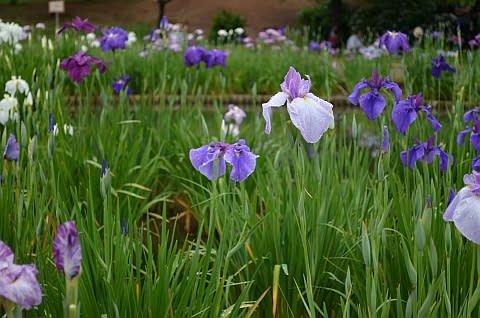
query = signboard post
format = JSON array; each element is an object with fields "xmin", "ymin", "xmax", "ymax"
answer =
[{"xmin": 48, "ymin": 1, "xmax": 65, "ymax": 32}]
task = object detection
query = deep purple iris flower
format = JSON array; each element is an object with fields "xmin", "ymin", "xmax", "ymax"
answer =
[
  {"xmin": 400, "ymin": 136, "xmax": 450, "ymax": 172},
  {"xmin": 381, "ymin": 125, "xmax": 389, "ymax": 152},
  {"xmin": 348, "ymin": 70, "xmax": 402, "ymax": 120},
  {"xmin": 99, "ymin": 27, "xmax": 129, "ymax": 52},
  {"xmin": 189, "ymin": 139, "xmax": 258, "ymax": 182},
  {"xmin": 183, "ymin": 46, "xmax": 208, "ymax": 67},
  {"xmin": 391, "ymin": 93, "xmax": 442, "ymax": 135},
  {"xmin": 3, "ymin": 134, "xmax": 19, "ymax": 161},
  {"xmin": 60, "ymin": 51, "xmax": 106, "ymax": 83},
  {"xmin": 48, "ymin": 112, "xmax": 55, "ymax": 133},
  {"xmin": 53, "ymin": 221, "xmax": 82, "ymax": 280},
  {"xmin": 458, "ymin": 108, "xmax": 480, "ymax": 152},
  {"xmin": 58, "ymin": 16, "xmax": 96, "ymax": 34},
  {"xmin": 0, "ymin": 241, "xmax": 42, "ymax": 309},
  {"xmin": 112, "ymin": 75, "xmax": 132, "ymax": 95},
  {"xmin": 431, "ymin": 55, "xmax": 456, "ymax": 79},
  {"xmin": 204, "ymin": 49, "xmax": 228, "ymax": 68},
  {"xmin": 379, "ymin": 31, "xmax": 410, "ymax": 54}
]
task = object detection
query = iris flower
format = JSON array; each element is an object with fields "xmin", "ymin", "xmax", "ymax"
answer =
[
  {"xmin": 99, "ymin": 27, "xmax": 129, "ymax": 52},
  {"xmin": 3, "ymin": 134, "xmax": 19, "ymax": 161},
  {"xmin": 0, "ymin": 241, "xmax": 42, "ymax": 310},
  {"xmin": 183, "ymin": 46, "xmax": 207, "ymax": 67},
  {"xmin": 112, "ymin": 75, "xmax": 132, "ymax": 95},
  {"xmin": 189, "ymin": 139, "xmax": 258, "ymax": 182},
  {"xmin": 60, "ymin": 51, "xmax": 106, "ymax": 83},
  {"xmin": 458, "ymin": 108, "xmax": 480, "ymax": 152},
  {"xmin": 222, "ymin": 104, "xmax": 246, "ymax": 137},
  {"xmin": 444, "ymin": 171, "xmax": 480, "ymax": 244},
  {"xmin": 391, "ymin": 93, "xmax": 442, "ymax": 135},
  {"xmin": 400, "ymin": 136, "xmax": 450, "ymax": 172},
  {"xmin": 379, "ymin": 31, "xmax": 410, "ymax": 54},
  {"xmin": 431, "ymin": 55, "xmax": 455, "ymax": 79},
  {"xmin": 262, "ymin": 67, "xmax": 334, "ymax": 143},
  {"xmin": 5, "ymin": 76, "xmax": 29, "ymax": 96},
  {"xmin": 204, "ymin": 49, "xmax": 228, "ymax": 68},
  {"xmin": 58, "ymin": 17, "xmax": 96, "ymax": 34},
  {"xmin": 53, "ymin": 221, "xmax": 82, "ymax": 280},
  {"xmin": 159, "ymin": 15, "xmax": 169, "ymax": 30},
  {"xmin": 348, "ymin": 70, "xmax": 402, "ymax": 121}
]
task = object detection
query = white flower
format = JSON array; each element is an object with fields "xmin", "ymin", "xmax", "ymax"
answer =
[
  {"xmin": 234, "ymin": 27, "xmax": 244, "ymax": 35},
  {"xmin": 224, "ymin": 104, "xmax": 246, "ymax": 125},
  {"xmin": 5, "ymin": 76, "xmax": 29, "ymax": 96},
  {"xmin": 127, "ymin": 32, "xmax": 137, "ymax": 46},
  {"xmin": 86, "ymin": 33, "xmax": 96, "ymax": 41},
  {"xmin": 217, "ymin": 29, "xmax": 228, "ymax": 37},
  {"xmin": 24, "ymin": 92, "xmax": 33, "ymax": 108},
  {"xmin": 0, "ymin": 94, "xmax": 19, "ymax": 125},
  {"xmin": 0, "ymin": 20, "xmax": 27, "ymax": 45},
  {"xmin": 221, "ymin": 120, "xmax": 240, "ymax": 137},
  {"xmin": 53, "ymin": 124, "xmax": 59, "ymax": 136},
  {"xmin": 81, "ymin": 45, "xmax": 88, "ymax": 52},
  {"xmin": 35, "ymin": 23, "xmax": 46, "ymax": 30},
  {"xmin": 14, "ymin": 43, "xmax": 22, "ymax": 53},
  {"xmin": 64, "ymin": 124, "xmax": 74, "ymax": 136}
]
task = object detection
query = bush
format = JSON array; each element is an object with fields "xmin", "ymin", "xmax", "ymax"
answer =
[{"xmin": 208, "ymin": 10, "xmax": 246, "ymax": 44}]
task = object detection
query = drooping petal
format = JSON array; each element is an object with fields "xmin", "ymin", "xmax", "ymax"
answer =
[
  {"xmin": 424, "ymin": 110, "xmax": 443, "ymax": 132},
  {"xmin": 400, "ymin": 144, "xmax": 424, "ymax": 168},
  {"xmin": 287, "ymin": 94, "xmax": 334, "ymax": 143},
  {"xmin": 450, "ymin": 191, "xmax": 480, "ymax": 244},
  {"xmin": 53, "ymin": 221, "xmax": 82, "ymax": 279},
  {"xmin": 348, "ymin": 80, "xmax": 369, "ymax": 105},
  {"xmin": 471, "ymin": 133, "xmax": 480, "ymax": 152},
  {"xmin": 0, "ymin": 263, "xmax": 42, "ymax": 309},
  {"xmin": 391, "ymin": 99, "xmax": 416, "ymax": 134},
  {"xmin": 262, "ymin": 92, "xmax": 288, "ymax": 134},
  {"xmin": 0, "ymin": 241, "xmax": 14, "ymax": 270},
  {"xmin": 464, "ymin": 108, "xmax": 480, "ymax": 123},
  {"xmin": 359, "ymin": 91, "xmax": 386, "ymax": 120},
  {"xmin": 189, "ymin": 144, "xmax": 226, "ymax": 180},
  {"xmin": 457, "ymin": 128, "xmax": 473, "ymax": 145},
  {"xmin": 444, "ymin": 187, "xmax": 472, "ymax": 221},
  {"xmin": 382, "ymin": 79, "xmax": 402, "ymax": 102},
  {"xmin": 224, "ymin": 140, "xmax": 258, "ymax": 182}
]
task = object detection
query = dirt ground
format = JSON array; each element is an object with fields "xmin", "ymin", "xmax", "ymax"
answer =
[{"xmin": 0, "ymin": 0, "xmax": 317, "ymax": 33}]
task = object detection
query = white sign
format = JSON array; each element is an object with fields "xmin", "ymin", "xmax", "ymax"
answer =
[{"xmin": 48, "ymin": 1, "xmax": 65, "ymax": 13}]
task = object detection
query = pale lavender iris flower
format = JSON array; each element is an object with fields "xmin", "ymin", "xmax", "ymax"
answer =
[
  {"xmin": 53, "ymin": 221, "xmax": 82, "ymax": 279},
  {"xmin": 444, "ymin": 171, "xmax": 480, "ymax": 244},
  {"xmin": 189, "ymin": 139, "xmax": 258, "ymax": 182},
  {"xmin": 400, "ymin": 136, "xmax": 450, "ymax": 172},
  {"xmin": 262, "ymin": 67, "xmax": 334, "ymax": 143},
  {"xmin": 0, "ymin": 241, "xmax": 42, "ymax": 309},
  {"xmin": 379, "ymin": 31, "xmax": 410, "ymax": 54},
  {"xmin": 391, "ymin": 93, "xmax": 442, "ymax": 135},
  {"xmin": 348, "ymin": 70, "xmax": 402, "ymax": 121}
]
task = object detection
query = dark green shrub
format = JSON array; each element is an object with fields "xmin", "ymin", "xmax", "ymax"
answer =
[{"xmin": 208, "ymin": 10, "xmax": 246, "ymax": 44}]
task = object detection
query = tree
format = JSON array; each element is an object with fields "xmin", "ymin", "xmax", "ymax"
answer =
[{"xmin": 158, "ymin": 0, "xmax": 172, "ymax": 27}]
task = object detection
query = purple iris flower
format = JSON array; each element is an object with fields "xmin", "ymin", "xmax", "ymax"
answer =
[
  {"xmin": 379, "ymin": 31, "xmax": 410, "ymax": 54},
  {"xmin": 3, "ymin": 134, "xmax": 19, "ymax": 161},
  {"xmin": 381, "ymin": 125, "xmax": 389, "ymax": 152},
  {"xmin": 308, "ymin": 41, "xmax": 323, "ymax": 51},
  {"xmin": 58, "ymin": 16, "xmax": 96, "ymax": 34},
  {"xmin": 0, "ymin": 241, "xmax": 42, "ymax": 309},
  {"xmin": 400, "ymin": 136, "xmax": 450, "ymax": 172},
  {"xmin": 189, "ymin": 139, "xmax": 258, "ymax": 182},
  {"xmin": 443, "ymin": 171, "xmax": 480, "ymax": 244},
  {"xmin": 99, "ymin": 27, "xmax": 129, "ymax": 52},
  {"xmin": 203, "ymin": 49, "xmax": 228, "ymax": 68},
  {"xmin": 262, "ymin": 67, "xmax": 334, "ymax": 143},
  {"xmin": 159, "ymin": 15, "xmax": 169, "ymax": 30},
  {"xmin": 391, "ymin": 93, "xmax": 442, "ymax": 135},
  {"xmin": 53, "ymin": 221, "xmax": 82, "ymax": 279},
  {"xmin": 112, "ymin": 75, "xmax": 132, "ymax": 95},
  {"xmin": 431, "ymin": 55, "xmax": 456, "ymax": 79},
  {"xmin": 60, "ymin": 51, "xmax": 106, "ymax": 83},
  {"xmin": 458, "ymin": 108, "xmax": 480, "ymax": 152},
  {"xmin": 183, "ymin": 46, "xmax": 207, "ymax": 67},
  {"xmin": 348, "ymin": 70, "xmax": 402, "ymax": 120}
]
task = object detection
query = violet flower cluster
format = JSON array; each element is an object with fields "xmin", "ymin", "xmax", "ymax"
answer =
[
  {"xmin": 431, "ymin": 55, "xmax": 455, "ymax": 79},
  {"xmin": 190, "ymin": 139, "xmax": 258, "ymax": 182},
  {"xmin": 60, "ymin": 51, "xmax": 106, "ymax": 83},
  {"xmin": 263, "ymin": 67, "xmax": 334, "ymax": 143},
  {"xmin": 391, "ymin": 93, "xmax": 442, "ymax": 135},
  {"xmin": 379, "ymin": 31, "xmax": 410, "ymax": 54},
  {"xmin": 183, "ymin": 46, "xmax": 227, "ymax": 68},
  {"xmin": 58, "ymin": 16, "xmax": 96, "ymax": 34},
  {"xmin": 400, "ymin": 136, "xmax": 450, "ymax": 172},
  {"xmin": 444, "ymin": 171, "xmax": 480, "ymax": 244},
  {"xmin": 0, "ymin": 241, "xmax": 42, "ymax": 311},
  {"xmin": 348, "ymin": 70, "xmax": 402, "ymax": 120},
  {"xmin": 458, "ymin": 108, "xmax": 480, "ymax": 169},
  {"xmin": 99, "ymin": 26, "xmax": 129, "ymax": 52}
]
